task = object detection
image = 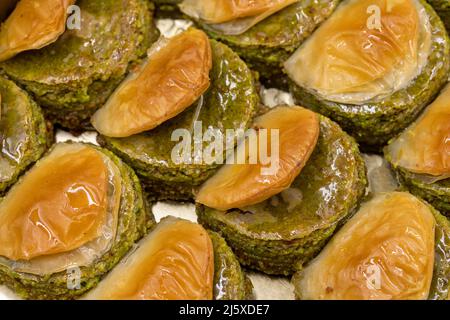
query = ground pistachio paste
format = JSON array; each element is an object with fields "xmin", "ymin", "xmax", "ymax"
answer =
[
  {"xmin": 0, "ymin": 142, "xmax": 153, "ymax": 300},
  {"xmin": 208, "ymin": 231, "xmax": 254, "ymax": 300},
  {"xmin": 0, "ymin": 76, "xmax": 52, "ymax": 195},
  {"xmin": 99, "ymin": 39, "xmax": 259, "ymax": 201},
  {"xmin": 0, "ymin": 0, "xmax": 159, "ymax": 130},
  {"xmin": 84, "ymin": 217, "xmax": 251, "ymax": 300},
  {"xmin": 385, "ymin": 84, "xmax": 450, "ymax": 215},
  {"xmin": 197, "ymin": 115, "xmax": 368, "ymax": 275},
  {"xmin": 293, "ymin": 192, "xmax": 450, "ymax": 300},
  {"xmin": 287, "ymin": 0, "xmax": 450, "ymax": 150},
  {"xmin": 153, "ymin": 0, "xmax": 340, "ymax": 88},
  {"xmin": 394, "ymin": 171, "xmax": 450, "ymax": 216}
]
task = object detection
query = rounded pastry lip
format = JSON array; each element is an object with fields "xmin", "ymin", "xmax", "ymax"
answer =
[
  {"xmin": 99, "ymin": 39, "xmax": 259, "ymax": 186},
  {"xmin": 91, "ymin": 28, "xmax": 213, "ymax": 138},
  {"xmin": 0, "ymin": 0, "xmax": 157, "ymax": 85},
  {"xmin": 293, "ymin": 191, "xmax": 437, "ymax": 300},
  {"xmin": 198, "ymin": 115, "xmax": 367, "ymax": 242},
  {"xmin": 0, "ymin": 75, "xmax": 51, "ymax": 195}
]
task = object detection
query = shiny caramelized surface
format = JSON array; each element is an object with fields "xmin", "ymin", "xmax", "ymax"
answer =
[
  {"xmin": 298, "ymin": 192, "xmax": 435, "ymax": 300},
  {"xmin": 85, "ymin": 218, "xmax": 214, "ymax": 300},
  {"xmin": 91, "ymin": 28, "xmax": 212, "ymax": 138},
  {"xmin": 387, "ymin": 84, "xmax": 450, "ymax": 177},
  {"xmin": 0, "ymin": 0, "xmax": 75, "ymax": 62},
  {"xmin": 0, "ymin": 77, "xmax": 40, "ymax": 189},
  {"xmin": 196, "ymin": 106, "xmax": 319, "ymax": 211},
  {"xmin": 180, "ymin": 0, "xmax": 297, "ymax": 24},
  {"xmin": 285, "ymin": 0, "xmax": 430, "ymax": 104},
  {"xmin": 0, "ymin": 144, "xmax": 109, "ymax": 261}
]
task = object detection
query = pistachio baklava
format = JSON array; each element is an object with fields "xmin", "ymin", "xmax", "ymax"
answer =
[
  {"xmin": 196, "ymin": 106, "xmax": 367, "ymax": 275},
  {"xmin": 385, "ymin": 84, "xmax": 450, "ymax": 215},
  {"xmin": 0, "ymin": 0, "xmax": 159, "ymax": 130},
  {"xmin": 286, "ymin": 0, "xmax": 450, "ymax": 150},
  {"xmin": 0, "ymin": 142, "xmax": 153, "ymax": 299},
  {"xmin": 84, "ymin": 217, "xmax": 252, "ymax": 300},
  {"xmin": 292, "ymin": 192, "xmax": 450, "ymax": 300}
]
